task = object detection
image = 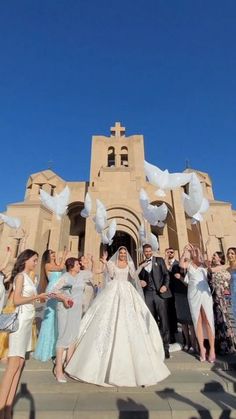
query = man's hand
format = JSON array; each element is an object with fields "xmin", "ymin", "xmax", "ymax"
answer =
[
  {"xmin": 160, "ymin": 285, "xmax": 167, "ymax": 293},
  {"xmin": 140, "ymin": 280, "xmax": 147, "ymax": 288}
]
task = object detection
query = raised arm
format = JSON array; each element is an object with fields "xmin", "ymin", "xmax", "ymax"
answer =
[{"xmin": 179, "ymin": 244, "xmax": 192, "ymax": 270}]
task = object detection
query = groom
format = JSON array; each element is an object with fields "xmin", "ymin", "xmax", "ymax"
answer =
[{"xmin": 139, "ymin": 244, "xmax": 172, "ymax": 358}]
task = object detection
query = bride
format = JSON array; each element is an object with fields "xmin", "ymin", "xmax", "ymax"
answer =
[{"xmin": 65, "ymin": 246, "xmax": 170, "ymax": 387}]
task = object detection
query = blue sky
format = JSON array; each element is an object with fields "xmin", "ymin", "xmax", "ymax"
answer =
[{"xmin": 0, "ymin": 0, "xmax": 235, "ymax": 211}]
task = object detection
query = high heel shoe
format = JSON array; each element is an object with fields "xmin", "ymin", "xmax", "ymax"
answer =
[
  {"xmin": 199, "ymin": 349, "xmax": 206, "ymax": 362},
  {"xmin": 55, "ymin": 375, "xmax": 67, "ymax": 383},
  {"xmin": 53, "ymin": 365, "xmax": 67, "ymax": 382}
]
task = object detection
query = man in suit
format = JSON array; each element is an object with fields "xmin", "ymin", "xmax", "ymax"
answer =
[
  {"xmin": 165, "ymin": 248, "xmax": 179, "ymax": 344},
  {"xmin": 139, "ymin": 244, "xmax": 172, "ymax": 358}
]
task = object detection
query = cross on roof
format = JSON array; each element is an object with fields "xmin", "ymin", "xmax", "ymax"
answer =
[{"xmin": 110, "ymin": 122, "xmax": 126, "ymax": 138}]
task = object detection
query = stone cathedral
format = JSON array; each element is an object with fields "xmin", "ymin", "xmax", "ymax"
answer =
[{"xmin": 0, "ymin": 122, "xmax": 236, "ymax": 270}]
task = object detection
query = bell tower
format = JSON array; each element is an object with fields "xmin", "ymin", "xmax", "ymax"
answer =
[{"xmin": 89, "ymin": 121, "xmax": 146, "ymax": 186}]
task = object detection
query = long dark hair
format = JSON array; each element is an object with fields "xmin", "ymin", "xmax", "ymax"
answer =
[
  {"xmin": 214, "ymin": 251, "xmax": 225, "ymax": 265},
  {"xmin": 37, "ymin": 249, "xmax": 54, "ymax": 293},
  {"xmin": 10, "ymin": 249, "xmax": 38, "ymax": 285}
]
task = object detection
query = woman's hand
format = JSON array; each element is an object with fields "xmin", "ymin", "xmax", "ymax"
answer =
[
  {"xmin": 63, "ymin": 297, "xmax": 74, "ymax": 309},
  {"xmin": 100, "ymin": 251, "xmax": 108, "ymax": 264},
  {"xmin": 35, "ymin": 292, "xmax": 48, "ymax": 303}
]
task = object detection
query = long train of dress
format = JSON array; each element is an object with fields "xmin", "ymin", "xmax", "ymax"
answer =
[{"xmin": 65, "ymin": 265, "xmax": 170, "ymax": 387}]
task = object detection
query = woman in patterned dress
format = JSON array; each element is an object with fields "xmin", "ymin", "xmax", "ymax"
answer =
[{"xmin": 209, "ymin": 251, "xmax": 236, "ymax": 355}]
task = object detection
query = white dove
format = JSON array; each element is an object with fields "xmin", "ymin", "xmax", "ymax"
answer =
[
  {"xmin": 139, "ymin": 223, "xmax": 146, "ymax": 244},
  {"xmin": 182, "ymin": 173, "xmax": 209, "ymax": 224},
  {"xmin": 146, "ymin": 233, "xmax": 159, "ymax": 252},
  {"xmin": 93, "ymin": 199, "xmax": 107, "ymax": 233},
  {"xmin": 0, "ymin": 214, "xmax": 21, "ymax": 229},
  {"xmin": 144, "ymin": 160, "xmax": 192, "ymax": 197},
  {"xmin": 139, "ymin": 189, "xmax": 168, "ymax": 227},
  {"xmin": 40, "ymin": 185, "xmax": 70, "ymax": 220},
  {"xmin": 80, "ymin": 193, "xmax": 92, "ymax": 218},
  {"xmin": 101, "ymin": 219, "xmax": 117, "ymax": 245}
]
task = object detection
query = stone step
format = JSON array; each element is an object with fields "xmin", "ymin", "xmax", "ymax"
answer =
[
  {"xmin": 10, "ymin": 368, "xmax": 236, "ymax": 394},
  {"xmin": 1, "ymin": 351, "xmax": 236, "ymax": 418},
  {"xmin": 11, "ymin": 391, "xmax": 236, "ymax": 419}
]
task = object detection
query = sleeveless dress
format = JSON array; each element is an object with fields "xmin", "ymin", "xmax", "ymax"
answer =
[
  {"xmin": 209, "ymin": 269, "xmax": 235, "ymax": 354},
  {"xmin": 33, "ymin": 271, "xmax": 62, "ymax": 361},
  {"xmin": 8, "ymin": 272, "xmax": 36, "ymax": 358},
  {"xmin": 65, "ymin": 264, "xmax": 170, "ymax": 387},
  {"xmin": 230, "ymin": 269, "xmax": 236, "ymax": 321},
  {"xmin": 185, "ymin": 264, "xmax": 214, "ymax": 337}
]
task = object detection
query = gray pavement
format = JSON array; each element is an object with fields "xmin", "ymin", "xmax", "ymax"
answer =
[{"xmin": 1, "ymin": 351, "xmax": 236, "ymax": 418}]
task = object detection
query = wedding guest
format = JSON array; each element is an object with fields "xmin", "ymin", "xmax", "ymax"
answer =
[
  {"xmin": 52, "ymin": 257, "xmax": 93, "ymax": 383},
  {"xmin": 173, "ymin": 268, "xmax": 197, "ymax": 353},
  {"xmin": 139, "ymin": 244, "xmax": 172, "ymax": 359},
  {"xmin": 179, "ymin": 244, "xmax": 215, "ymax": 362},
  {"xmin": 0, "ymin": 293, "xmax": 15, "ymax": 363},
  {"xmin": 78, "ymin": 254, "xmax": 97, "ymax": 313},
  {"xmin": 226, "ymin": 247, "xmax": 236, "ymax": 321},
  {"xmin": 33, "ymin": 249, "xmax": 66, "ymax": 362},
  {"xmin": 164, "ymin": 248, "xmax": 178, "ymax": 343},
  {"xmin": 208, "ymin": 251, "xmax": 236, "ymax": 354},
  {"xmin": 0, "ymin": 250, "xmax": 47, "ymax": 419}
]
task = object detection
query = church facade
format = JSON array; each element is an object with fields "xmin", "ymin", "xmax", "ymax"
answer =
[{"xmin": 0, "ymin": 122, "xmax": 236, "ymax": 269}]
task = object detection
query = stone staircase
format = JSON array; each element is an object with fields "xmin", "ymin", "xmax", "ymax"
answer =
[{"xmin": 1, "ymin": 351, "xmax": 236, "ymax": 418}]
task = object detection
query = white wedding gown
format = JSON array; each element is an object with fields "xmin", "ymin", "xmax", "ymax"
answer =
[{"xmin": 65, "ymin": 264, "xmax": 170, "ymax": 387}]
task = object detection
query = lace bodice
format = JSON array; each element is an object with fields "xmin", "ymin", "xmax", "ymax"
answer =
[{"xmin": 107, "ymin": 262, "xmax": 130, "ymax": 281}]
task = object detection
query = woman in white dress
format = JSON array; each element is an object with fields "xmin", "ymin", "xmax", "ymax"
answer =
[
  {"xmin": 179, "ymin": 244, "xmax": 215, "ymax": 362},
  {"xmin": 0, "ymin": 249, "xmax": 47, "ymax": 419},
  {"xmin": 52, "ymin": 257, "xmax": 94, "ymax": 383},
  {"xmin": 65, "ymin": 246, "xmax": 170, "ymax": 387}
]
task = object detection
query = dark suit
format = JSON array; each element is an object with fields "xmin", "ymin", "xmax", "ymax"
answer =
[
  {"xmin": 167, "ymin": 259, "xmax": 179, "ymax": 342},
  {"xmin": 139, "ymin": 256, "xmax": 171, "ymax": 350}
]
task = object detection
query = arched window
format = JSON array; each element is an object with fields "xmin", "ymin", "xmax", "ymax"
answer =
[
  {"xmin": 107, "ymin": 146, "xmax": 115, "ymax": 167},
  {"xmin": 120, "ymin": 146, "xmax": 128, "ymax": 167}
]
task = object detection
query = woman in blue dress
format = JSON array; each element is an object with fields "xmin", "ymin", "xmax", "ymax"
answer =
[
  {"xmin": 227, "ymin": 247, "xmax": 236, "ymax": 321},
  {"xmin": 33, "ymin": 249, "xmax": 66, "ymax": 362}
]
